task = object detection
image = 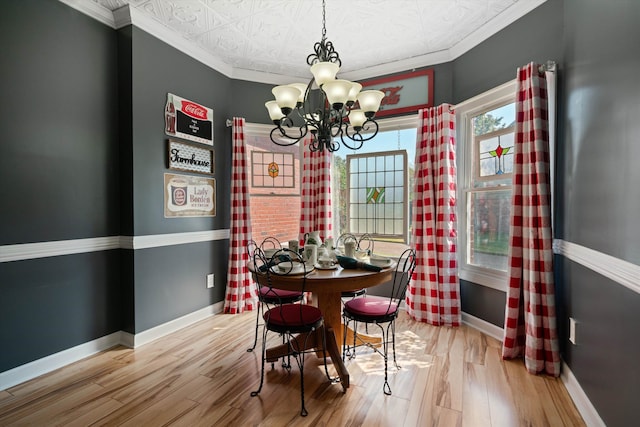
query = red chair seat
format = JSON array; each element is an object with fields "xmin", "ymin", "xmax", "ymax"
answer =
[
  {"xmin": 343, "ymin": 296, "xmax": 398, "ymax": 320},
  {"xmin": 264, "ymin": 304, "xmax": 323, "ymax": 332},
  {"xmin": 259, "ymin": 286, "xmax": 303, "ymax": 301}
]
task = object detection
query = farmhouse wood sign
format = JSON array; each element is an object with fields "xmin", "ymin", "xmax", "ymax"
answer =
[{"xmin": 167, "ymin": 139, "xmax": 214, "ymax": 175}]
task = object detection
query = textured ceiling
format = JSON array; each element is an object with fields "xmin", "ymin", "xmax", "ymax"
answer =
[{"xmin": 86, "ymin": 0, "xmax": 546, "ymax": 83}]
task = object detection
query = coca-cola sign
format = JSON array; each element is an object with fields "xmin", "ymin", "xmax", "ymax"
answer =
[
  {"xmin": 165, "ymin": 93, "xmax": 214, "ymax": 145},
  {"xmin": 360, "ymin": 69, "xmax": 433, "ymax": 118},
  {"xmin": 181, "ymin": 101, "xmax": 208, "ymax": 120}
]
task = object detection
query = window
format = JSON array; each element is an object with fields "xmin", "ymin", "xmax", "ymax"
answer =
[
  {"xmin": 244, "ymin": 123, "xmax": 302, "ymax": 242},
  {"xmin": 251, "ymin": 151, "xmax": 295, "ymax": 188},
  {"xmin": 331, "ymin": 116, "xmax": 417, "ymax": 257},
  {"xmin": 457, "ymin": 80, "xmax": 516, "ymax": 291},
  {"xmin": 347, "ymin": 150, "xmax": 408, "ymax": 239}
]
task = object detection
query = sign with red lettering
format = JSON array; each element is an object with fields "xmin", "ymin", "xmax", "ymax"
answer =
[
  {"xmin": 360, "ymin": 69, "xmax": 434, "ymax": 117},
  {"xmin": 165, "ymin": 93, "xmax": 214, "ymax": 145}
]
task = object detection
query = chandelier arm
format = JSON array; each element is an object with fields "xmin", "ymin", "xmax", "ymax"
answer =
[
  {"xmin": 341, "ymin": 119, "xmax": 380, "ymax": 149},
  {"xmin": 340, "ymin": 133, "xmax": 365, "ymax": 151},
  {"xmin": 266, "ymin": 0, "xmax": 384, "ymax": 153},
  {"xmin": 269, "ymin": 124, "xmax": 308, "ymax": 147}
]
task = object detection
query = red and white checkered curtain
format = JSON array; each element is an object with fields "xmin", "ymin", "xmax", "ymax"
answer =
[
  {"xmin": 298, "ymin": 138, "xmax": 332, "ymax": 243},
  {"xmin": 224, "ymin": 117, "xmax": 257, "ymax": 314},
  {"xmin": 408, "ymin": 104, "xmax": 460, "ymax": 326},
  {"xmin": 502, "ymin": 63, "xmax": 560, "ymax": 376}
]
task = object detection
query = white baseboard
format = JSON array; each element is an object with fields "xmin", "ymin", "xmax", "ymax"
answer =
[
  {"xmin": 0, "ymin": 331, "xmax": 121, "ymax": 391},
  {"xmin": 128, "ymin": 301, "xmax": 225, "ymax": 348},
  {"xmin": 561, "ymin": 361, "xmax": 606, "ymax": 427},
  {"xmin": 461, "ymin": 312, "xmax": 504, "ymax": 341},
  {"xmin": 461, "ymin": 312, "xmax": 604, "ymax": 427},
  {"xmin": 0, "ymin": 302, "xmax": 224, "ymax": 391}
]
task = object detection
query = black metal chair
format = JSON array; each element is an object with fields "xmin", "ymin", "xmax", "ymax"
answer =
[
  {"xmin": 250, "ymin": 248, "xmax": 336, "ymax": 416},
  {"xmin": 246, "ymin": 239, "xmax": 303, "ymax": 353},
  {"xmin": 341, "ymin": 248, "xmax": 417, "ymax": 395},
  {"xmin": 336, "ymin": 233, "xmax": 368, "ymax": 299}
]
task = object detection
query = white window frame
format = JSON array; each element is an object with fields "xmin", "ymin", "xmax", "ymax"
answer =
[{"xmin": 456, "ymin": 79, "xmax": 516, "ymax": 292}]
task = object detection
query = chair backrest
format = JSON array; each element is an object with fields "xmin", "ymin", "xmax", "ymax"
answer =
[
  {"xmin": 264, "ymin": 248, "xmax": 307, "ymax": 286},
  {"xmin": 389, "ymin": 248, "xmax": 417, "ymax": 305},
  {"xmin": 260, "ymin": 236, "xmax": 281, "ymax": 251},
  {"xmin": 261, "ymin": 248, "xmax": 311, "ymax": 326},
  {"xmin": 357, "ymin": 233, "xmax": 374, "ymax": 255},
  {"xmin": 246, "ymin": 239, "xmax": 258, "ymax": 258}
]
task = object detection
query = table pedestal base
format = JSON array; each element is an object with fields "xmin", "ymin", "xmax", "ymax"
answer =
[{"xmin": 265, "ymin": 326, "xmax": 349, "ymax": 392}]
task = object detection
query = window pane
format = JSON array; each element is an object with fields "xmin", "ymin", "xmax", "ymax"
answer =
[
  {"xmin": 472, "ymin": 103, "xmax": 515, "ymax": 137},
  {"xmin": 467, "ymin": 190, "xmax": 511, "ymax": 271},
  {"xmin": 251, "ymin": 150, "xmax": 295, "ymax": 188},
  {"xmin": 477, "ymin": 131, "xmax": 515, "ymax": 177}
]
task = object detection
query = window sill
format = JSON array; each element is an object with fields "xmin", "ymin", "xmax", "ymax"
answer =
[{"xmin": 459, "ymin": 265, "xmax": 508, "ymax": 292}]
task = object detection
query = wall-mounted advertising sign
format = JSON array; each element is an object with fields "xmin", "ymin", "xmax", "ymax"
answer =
[
  {"xmin": 167, "ymin": 139, "xmax": 214, "ymax": 175},
  {"xmin": 361, "ymin": 69, "xmax": 434, "ymax": 117},
  {"xmin": 164, "ymin": 173, "xmax": 216, "ymax": 218},
  {"xmin": 165, "ymin": 93, "xmax": 213, "ymax": 145}
]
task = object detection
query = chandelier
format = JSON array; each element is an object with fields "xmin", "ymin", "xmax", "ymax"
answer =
[{"xmin": 264, "ymin": 0, "xmax": 385, "ymax": 153}]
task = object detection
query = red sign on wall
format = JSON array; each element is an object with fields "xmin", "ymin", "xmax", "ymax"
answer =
[
  {"xmin": 165, "ymin": 93, "xmax": 214, "ymax": 146},
  {"xmin": 361, "ymin": 69, "xmax": 434, "ymax": 117}
]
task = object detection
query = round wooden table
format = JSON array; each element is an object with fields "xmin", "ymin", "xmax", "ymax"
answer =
[{"xmin": 248, "ymin": 262, "xmax": 395, "ymax": 390}]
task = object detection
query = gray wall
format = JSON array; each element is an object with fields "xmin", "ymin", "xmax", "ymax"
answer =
[
  {"xmin": 124, "ymin": 27, "xmax": 234, "ymax": 332},
  {"xmin": 0, "ymin": 1, "xmax": 238, "ymax": 368},
  {"xmin": 453, "ymin": 0, "xmax": 640, "ymax": 425},
  {"xmin": 0, "ymin": 0, "xmax": 121, "ymax": 370},
  {"xmin": 557, "ymin": 1, "xmax": 640, "ymax": 425},
  {"xmin": 2, "ymin": 1, "xmax": 639, "ymax": 424}
]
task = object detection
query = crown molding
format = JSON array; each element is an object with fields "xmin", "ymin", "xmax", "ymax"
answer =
[
  {"xmin": 58, "ymin": 0, "xmax": 115, "ymax": 27},
  {"xmin": 450, "ymin": 0, "xmax": 548, "ymax": 60},
  {"xmin": 58, "ymin": 0, "xmax": 550, "ymax": 85}
]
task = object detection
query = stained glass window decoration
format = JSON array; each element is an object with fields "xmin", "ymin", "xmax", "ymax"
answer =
[
  {"xmin": 347, "ymin": 151, "xmax": 407, "ymax": 238},
  {"xmin": 476, "ymin": 128, "xmax": 514, "ymax": 180},
  {"xmin": 251, "ymin": 151, "xmax": 295, "ymax": 188}
]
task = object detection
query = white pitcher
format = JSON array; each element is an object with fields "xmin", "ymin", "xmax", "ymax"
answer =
[{"xmin": 304, "ymin": 231, "xmax": 322, "ymax": 248}]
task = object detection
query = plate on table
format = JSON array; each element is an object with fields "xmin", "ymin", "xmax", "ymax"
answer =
[
  {"xmin": 315, "ymin": 263, "xmax": 338, "ymax": 270},
  {"xmin": 271, "ymin": 261, "xmax": 314, "ymax": 275},
  {"xmin": 369, "ymin": 256, "xmax": 394, "ymax": 268}
]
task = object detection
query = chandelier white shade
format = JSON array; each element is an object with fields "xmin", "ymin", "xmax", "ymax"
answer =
[{"xmin": 265, "ymin": 0, "xmax": 385, "ymax": 152}]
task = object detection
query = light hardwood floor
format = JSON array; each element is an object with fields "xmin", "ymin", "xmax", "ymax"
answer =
[{"xmin": 0, "ymin": 311, "xmax": 585, "ymax": 426}]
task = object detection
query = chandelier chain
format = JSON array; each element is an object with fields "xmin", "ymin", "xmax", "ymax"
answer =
[
  {"xmin": 321, "ymin": 0, "xmax": 326, "ymax": 42},
  {"xmin": 265, "ymin": 0, "xmax": 384, "ymax": 152}
]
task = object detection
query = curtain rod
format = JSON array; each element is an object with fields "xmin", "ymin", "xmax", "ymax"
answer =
[
  {"xmin": 539, "ymin": 60, "xmax": 557, "ymax": 73},
  {"xmin": 449, "ymin": 59, "xmax": 556, "ymax": 111}
]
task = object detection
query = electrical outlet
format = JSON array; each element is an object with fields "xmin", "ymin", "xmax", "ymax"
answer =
[
  {"xmin": 207, "ymin": 273, "xmax": 214, "ymax": 288},
  {"xmin": 569, "ymin": 317, "xmax": 577, "ymax": 345}
]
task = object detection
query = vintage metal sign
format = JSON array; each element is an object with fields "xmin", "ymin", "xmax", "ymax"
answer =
[
  {"xmin": 164, "ymin": 173, "xmax": 216, "ymax": 218},
  {"xmin": 361, "ymin": 69, "xmax": 434, "ymax": 117},
  {"xmin": 165, "ymin": 93, "xmax": 213, "ymax": 145}
]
